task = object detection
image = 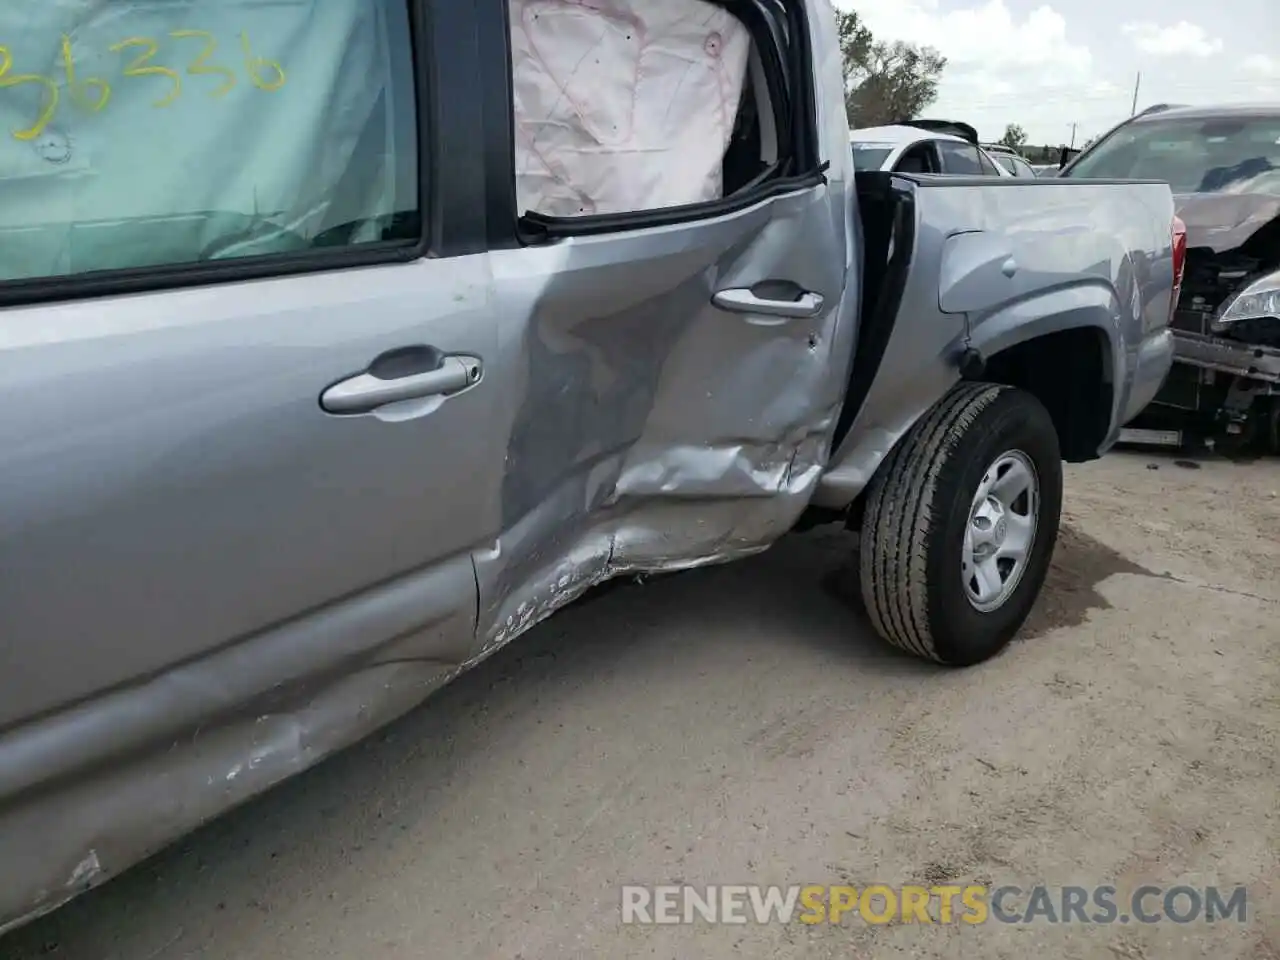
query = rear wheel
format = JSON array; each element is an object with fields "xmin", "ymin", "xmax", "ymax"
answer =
[{"xmin": 858, "ymin": 383, "xmax": 1063, "ymax": 666}]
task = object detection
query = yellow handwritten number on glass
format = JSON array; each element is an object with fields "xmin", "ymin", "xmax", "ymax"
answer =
[
  {"xmin": 169, "ymin": 30, "xmax": 236, "ymax": 97},
  {"xmin": 240, "ymin": 32, "xmax": 285, "ymax": 91},
  {"xmin": 110, "ymin": 38, "xmax": 182, "ymax": 108},
  {"xmin": 61, "ymin": 36, "xmax": 111, "ymax": 111},
  {"xmin": 0, "ymin": 46, "xmax": 58, "ymax": 141}
]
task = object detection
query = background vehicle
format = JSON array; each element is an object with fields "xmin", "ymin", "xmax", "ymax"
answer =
[
  {"xmin": 1060, "ymin": 103, "xmax": 1280, "ymax": 451},
  {"xmin": 850, "ymin": 123, "xmax": 1012, "ymax": 175},
  {"xmin": 0, "ymin": 0, "xmax": 1177, "ymax": 934},
  {"xmin": 982, "ymin": 143, "xmax": 1039, "ymax": 178}
]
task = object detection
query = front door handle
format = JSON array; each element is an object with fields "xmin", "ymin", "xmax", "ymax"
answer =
[
  {"xmin": 713, "ymin": 283, "xmax": 825, "ymax": 319},
  {"xmin": 321, "ymin": 350, "xmax": 482, "ymax": 415}
]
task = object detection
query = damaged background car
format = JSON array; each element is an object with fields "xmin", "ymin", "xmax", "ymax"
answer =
[{"xmin": 1060, "ymin": 103, "xmax": 1280, "ymax": 453}]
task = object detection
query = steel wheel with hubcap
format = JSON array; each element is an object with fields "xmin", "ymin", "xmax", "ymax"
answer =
[
  {"xmin": 859, "ymin": 383, "xmax": 1063, "ymax": 666},
  {"xmin": 963, "ymin": 450, "xmax": 1039, "ymax": 613}
]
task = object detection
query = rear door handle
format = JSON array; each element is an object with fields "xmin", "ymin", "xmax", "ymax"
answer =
[
  {"xmin": 713, "ymin": 283, "xmax": 825, "ymax": 319},
  {"xmin": 321, "ymin": 349, "xmax": 482, "ymax": 415}
]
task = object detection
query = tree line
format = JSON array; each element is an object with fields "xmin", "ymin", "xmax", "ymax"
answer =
[
  {"xmin": 837, "ymin": 10, "xmax": 1079, "ymax": 158},
  {"xmin": 992, "ymin": 125, "xmax": 1099, "ymax": 162}
]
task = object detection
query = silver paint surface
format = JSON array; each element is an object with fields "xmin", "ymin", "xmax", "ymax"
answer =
[
  {"xmin": 814, "ymin": 175, "xmax": 1177, "ymax": 506},
  {"xmin": 0, "ymin": 0, "xmax": 1176, "ymax": 935}
]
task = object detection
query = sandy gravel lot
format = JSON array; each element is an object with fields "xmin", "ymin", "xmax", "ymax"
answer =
[{"xmin": 3, "ymin": 449, "xmax": 1277, "ymax": 960}]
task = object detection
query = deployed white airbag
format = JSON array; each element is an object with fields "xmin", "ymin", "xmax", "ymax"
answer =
[{"xmin": 509, "ymin": 0, "xmax": 753, "ymax": 218}]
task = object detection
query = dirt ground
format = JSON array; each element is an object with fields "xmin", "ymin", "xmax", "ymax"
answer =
[{"xmin": 3, "ymin": 449, "xmax": 1278, "ymax": 960}]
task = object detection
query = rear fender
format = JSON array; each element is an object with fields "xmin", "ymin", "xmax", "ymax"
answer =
[
  {"xmin": 967, "ymin": 286, "xmax": 1124, "ymax": 458},
  {"xmin": 815, "ymin": 175, "xmax": 1170, "ymax": 508},
  {"xmin": 967, "ymin": 284, "xmax": 1121, "ymax": 396}
]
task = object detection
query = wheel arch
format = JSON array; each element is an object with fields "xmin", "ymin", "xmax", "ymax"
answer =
[
  {"xmin": 980, "ymin": 325, "xmax": 1115, "ymax": 462},
  {"xmin": 967, "ymin": 286, "xmax": 1121, "ymax": 463}
]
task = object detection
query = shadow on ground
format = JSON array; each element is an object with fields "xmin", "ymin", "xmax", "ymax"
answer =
[
  {"xmin": 817, "ymin": 522, "xmax": 1157, "ymax": 640},
  {"xmin": 1023, "ymin": 524, "xmax": 1163, "ymax": 637}
]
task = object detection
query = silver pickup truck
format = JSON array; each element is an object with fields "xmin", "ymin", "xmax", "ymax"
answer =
[{"xmin": 0, "ymin": 0, "xmax": 1177, "ymax": 934}]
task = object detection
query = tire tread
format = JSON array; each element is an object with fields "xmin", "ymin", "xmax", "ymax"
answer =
[{"xmin": 860, "ymin": 382, "xmax": 1010, "ymax": 662}]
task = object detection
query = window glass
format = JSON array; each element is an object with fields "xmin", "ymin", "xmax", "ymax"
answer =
[
  {"xmin": 894, "ymin": 144, "xmax": 933, "ymax": 174},
  {"xmin": 978, "ymin": 151, "xmax": 1002, "ymax": 175},
  {"xmin": 1012, "ymin": 158, "xmax": 1035, "ymax": 177},
  {"xmin": 937, "ymin": 140, "xmax": 983, "ymax": 174},
  {"xmin": 1064, "ymin": 116, "xmax": 1280, "ymax": 195},
  {"xmin": 851, "ymin": 143, "xmax": 893, "ymax": 171},
  {"xmin": 0, "ymin": 0, "xmax": 419, "ymax": 284}
]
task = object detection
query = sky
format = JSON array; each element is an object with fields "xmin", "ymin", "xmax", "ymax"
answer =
[{"xmin": 836, "ymin": 0, "xmax": 1279, "ymax": 146}]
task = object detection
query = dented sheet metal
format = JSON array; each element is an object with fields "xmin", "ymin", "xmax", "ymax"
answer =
[
  {"xmin": 0, "ymin": 658, "xmax": 456, "ymax": 936},
  {"xmin": 0, "ymin": 0, "xmax": 858, "ymax": 935},
  {"xmin": 472, "ymin": 154, "xmax": 854, "ymax": 654}
]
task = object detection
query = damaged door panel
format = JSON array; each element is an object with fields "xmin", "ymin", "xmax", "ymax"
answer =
[{"xmin": 467, "ymin": 0, "xmax": 855, "ymax": 657}]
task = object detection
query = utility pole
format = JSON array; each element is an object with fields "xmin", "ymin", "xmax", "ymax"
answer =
[
  {"xmin": 1069, "ymin": 122, "xmax": 1077, "ymax": 149},
  {"xmin": 1130, "ymin": 71, "xmax": 1141, "ymax": 116}
]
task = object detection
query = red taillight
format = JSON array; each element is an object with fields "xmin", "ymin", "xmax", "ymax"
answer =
[{"xmin": 1170, "ymin": 214, "xmax": 1188, "ymax": 321}]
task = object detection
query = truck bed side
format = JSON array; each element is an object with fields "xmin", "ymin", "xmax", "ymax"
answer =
[{"xmin": 814, "ymin": 173, "xmax": 1177, "ymax": 510}]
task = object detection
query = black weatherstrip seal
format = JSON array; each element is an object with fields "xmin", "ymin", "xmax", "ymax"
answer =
[
  {"xmin": 520, "ymin": 170, "xmax": 827, "ymax": 241},
  {"xmin": 830, "ymin": 172, "xmax": 916, "ymax": 453},
  {"xmin": 474, "ymin": 0, "xmax": 522, "ymax": 250}
]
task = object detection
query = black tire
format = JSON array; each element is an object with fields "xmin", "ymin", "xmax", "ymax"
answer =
[{"xmin": 858, "ymin": 382, "xmax": 1063, "ymax": 666}]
